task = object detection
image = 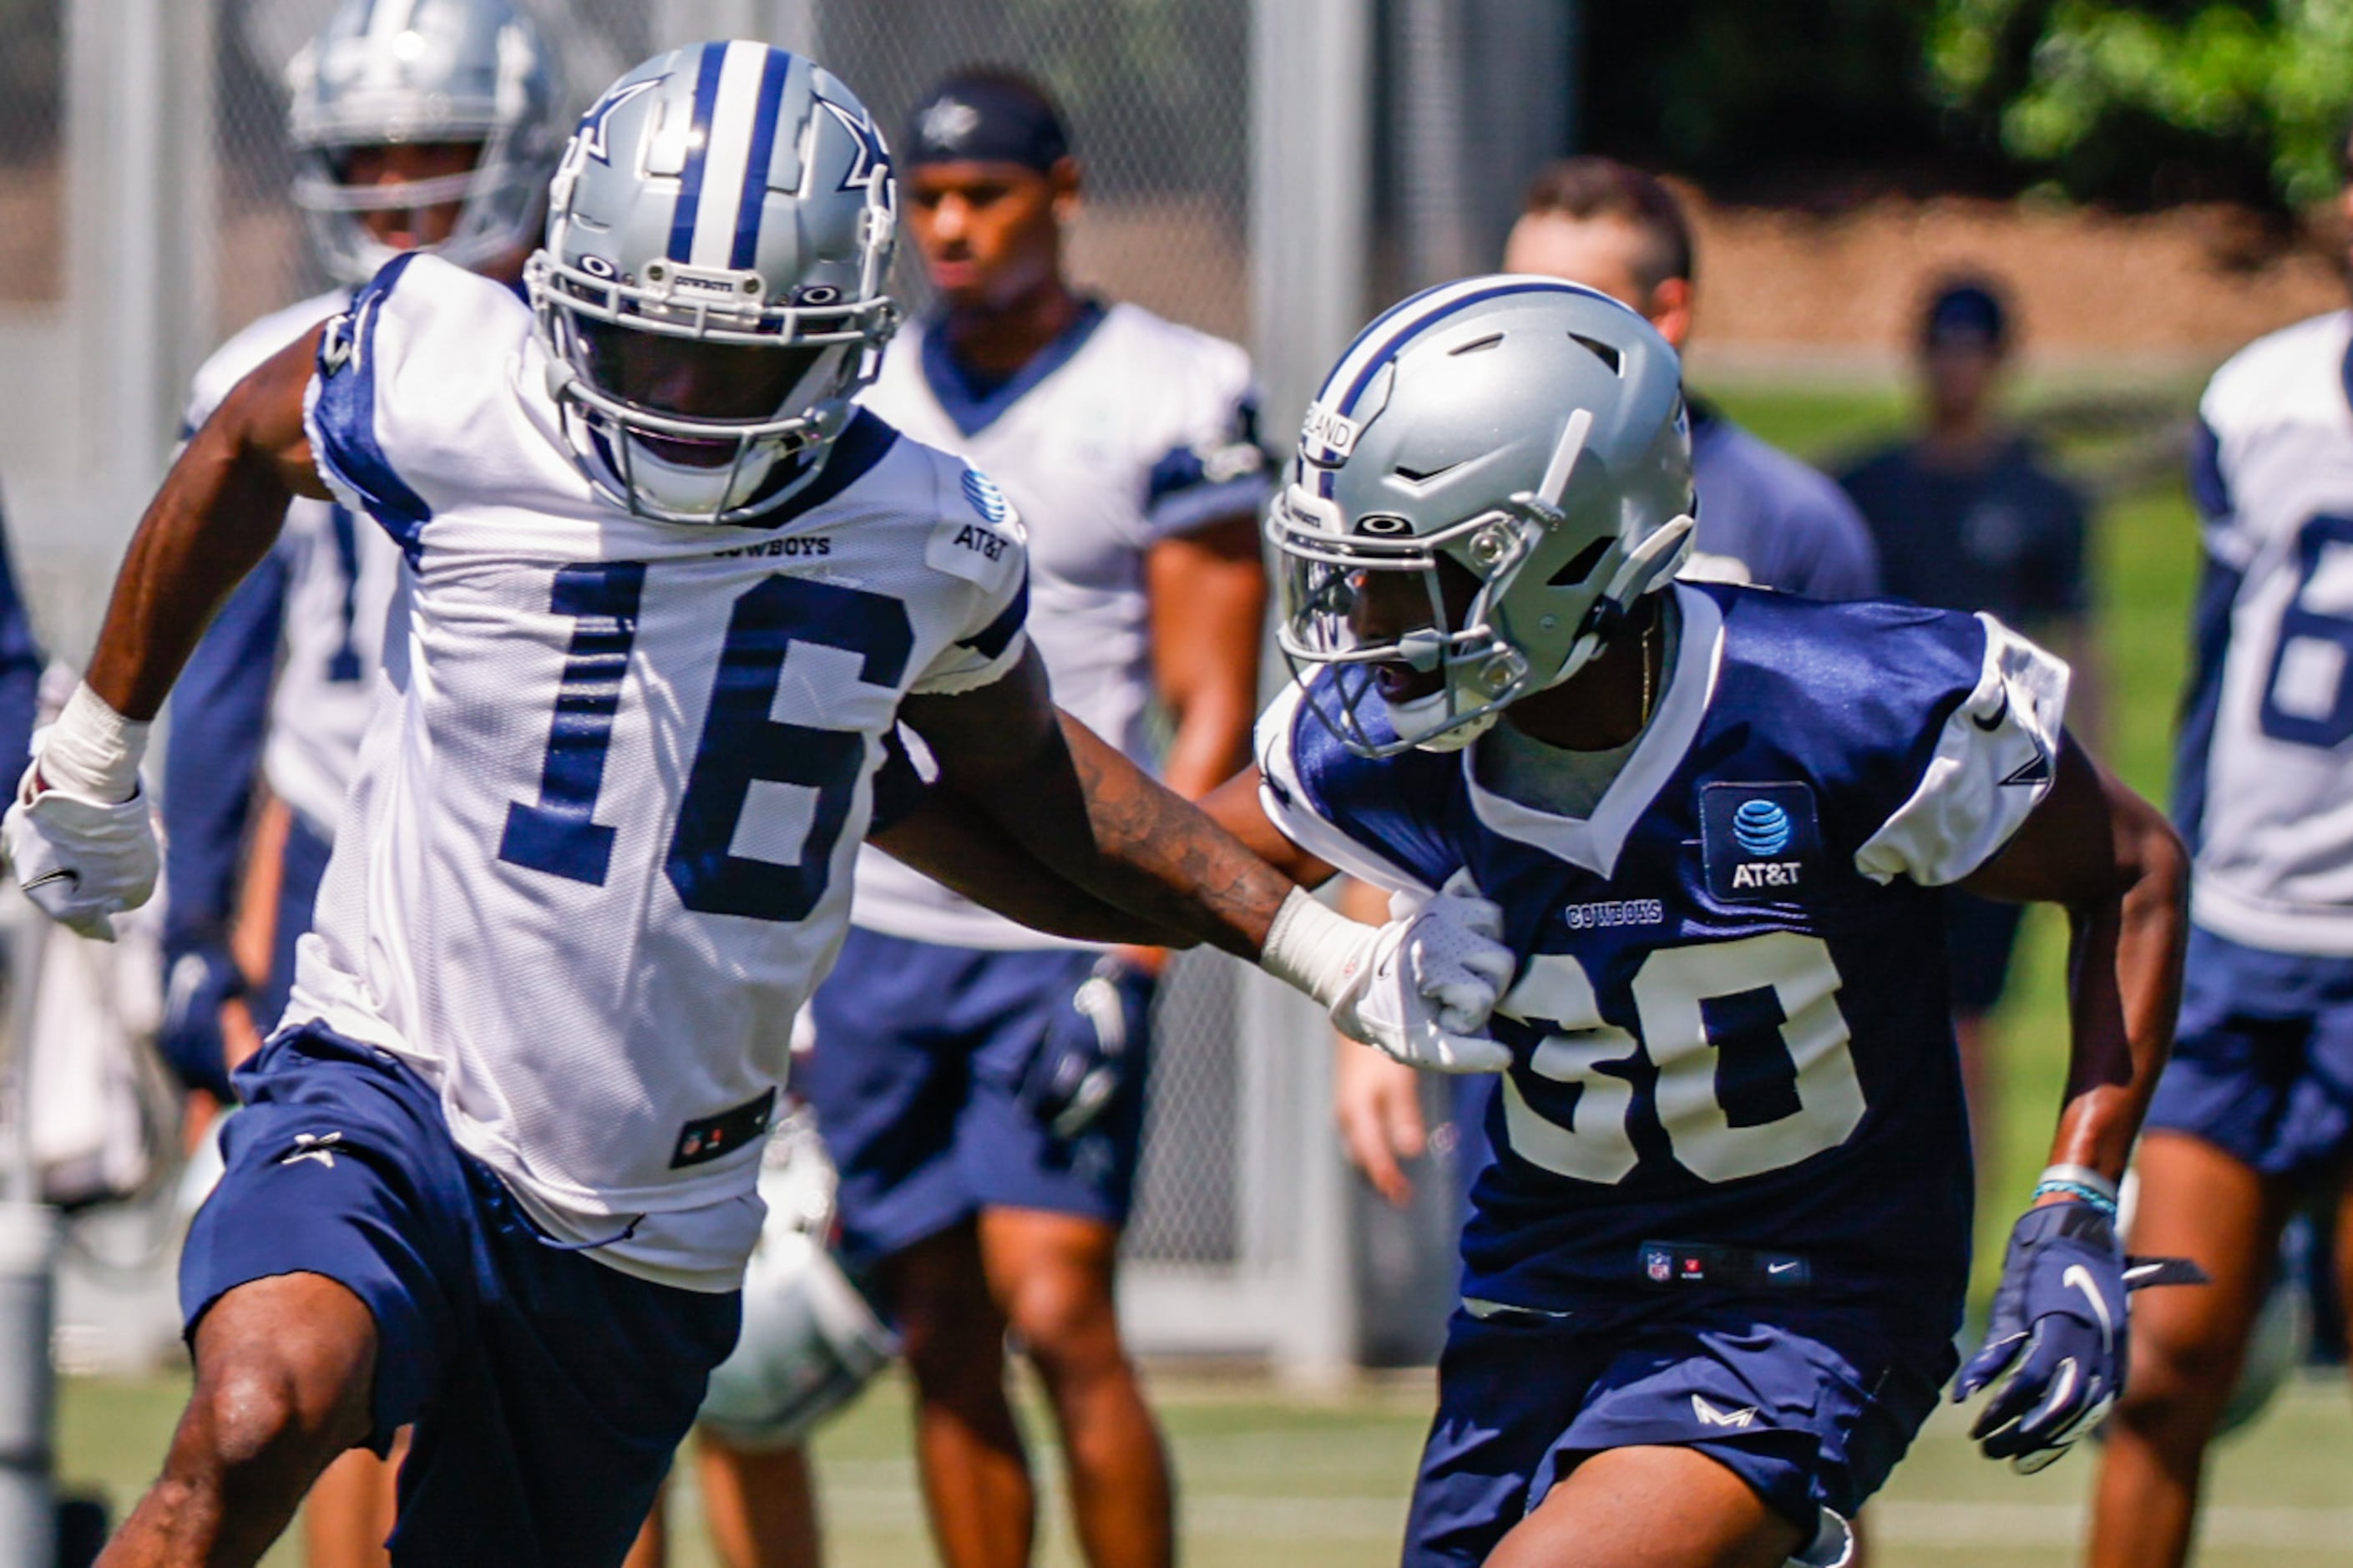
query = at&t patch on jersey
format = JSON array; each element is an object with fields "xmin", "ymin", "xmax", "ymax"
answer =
[{"xmin": 1700, "ymin": 781, "xmax": 1822, "ymax": 902}]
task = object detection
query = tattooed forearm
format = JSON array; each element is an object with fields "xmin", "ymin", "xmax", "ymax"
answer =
[
  {"xmin": 903, "ymin": 650, "xmax": 1298, "ymax": 960},
  {"xmin": 1045, "ymin": 712, "xmax": 1293, "ymax": 958}
]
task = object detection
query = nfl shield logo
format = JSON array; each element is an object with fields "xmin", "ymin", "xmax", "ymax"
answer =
[{"xmin": 1645, "ymin": 1248, "xmax": 1672, "ymax": 1283}]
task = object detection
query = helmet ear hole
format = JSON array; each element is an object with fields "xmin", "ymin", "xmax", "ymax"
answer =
[{"xmin": 1548, "ymin": 537, "xmax": 1612, "ymax": 588}]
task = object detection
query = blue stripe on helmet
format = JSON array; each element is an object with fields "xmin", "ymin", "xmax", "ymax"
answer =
[
  {"xmin": 666, "ymin": 41, "xmax": 729, "ymax": 262},
  {"xmin": 729, "ymin": 49, "xmax": 793, "ymax": 271},
  {"xmin": 1334, "ymin": 279, "xmax": 1590, "ymax": 417}
]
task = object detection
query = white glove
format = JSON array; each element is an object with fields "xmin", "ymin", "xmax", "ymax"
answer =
[
  {"xmin": 1262, "ymin": 871, "xmax": 1516, "ymax": 1074},
  {"xmin": 2, "ymin": 682, "xmax": 158, "ymax": 942},
  {"xmin": 4, "ymin": 774, "xmax": 159, "ymax": 942}
]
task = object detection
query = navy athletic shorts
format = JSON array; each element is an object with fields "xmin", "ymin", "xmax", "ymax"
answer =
[
  {"xmin": 800, "ymin": 927, "xmax": 1153, "ymax": 1267},
  {"xmin": 2145, "ymin": 925, "xmax": 2353, "ymax": 1182},
  {"xmin": 1402, "ymin": 1292, "xmax": 1954, "ymax": 1567},
  {"xmin": 180, "ymin": 1024, "xmax": 741, "ymax": 1566}
]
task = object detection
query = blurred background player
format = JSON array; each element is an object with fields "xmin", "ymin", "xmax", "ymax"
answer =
[
  {"xmin": 152, "ymin": 2, "xmax": 564, "ymax": 1561},
  {"xmin": 1839, "ymin": 276, "xmax": 2097, "ymax": 1168},
  {"xmin": 1505, "ymin": 157, "xmax": 1880, "ymax": 599},
  {"xmin": 1335, "ymin": 155, "xmax": 1881, "ymax": 1217},
  {"xmin": 2087, "ymin": 126, "xmax": 2353, "ymax": 1568},
  {"xmin": 795, "ymin": 67, "xmax": 1270, "ymax": 1568}
]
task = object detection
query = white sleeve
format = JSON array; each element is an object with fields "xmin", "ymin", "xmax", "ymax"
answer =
[
  {"xmin": 908, "ymin": 468, "xmax": 1032, "ymax": 697},
  {"xmin": 1139, "ymin": 335, "xmax": 1272, "ymax": 541},
  {"xmin": 1252, "ymin": 682, "xmax": 1435, "ymax": 898},
  {"xmin": 1853, "ymin": 614, "xmax": 2070, "ymax": 887}
]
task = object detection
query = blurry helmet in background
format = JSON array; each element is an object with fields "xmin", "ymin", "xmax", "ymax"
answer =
[
  {"xmin": 286, "ymin": 0, "xmax": 563, "ymax": 286},
  {"xmin": 527, "ymin": 42, "xmax": 900, "ymax": 525},
  {"xmin": 1269, "ymin": 276, "xmax": 1695, "ymax": 756},
  {"xmin": 696, "ymin": 1104, "xmax": 897, "ymax": 1449}
]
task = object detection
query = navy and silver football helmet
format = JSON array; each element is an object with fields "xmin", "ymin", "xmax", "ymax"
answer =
[
  {"xmin": 526, "ymin": 43, "xmax": 900, "ymax": 525},
  {"xmin": 286, "ymin": 0, "xmax": 564, "ymax": 286},
  {"xmin": 1269, "ymin": 276, "xmax": 1696, "ymax": 756}
]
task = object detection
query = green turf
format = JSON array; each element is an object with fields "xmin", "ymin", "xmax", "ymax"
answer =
[
  {"xmin": 58, "ymin": 377, "xmax": 2331, "ymax": 1564},
  {"xmin": 58, "ymin": 1367, "xmax": 2353, "ymax": 1565}
]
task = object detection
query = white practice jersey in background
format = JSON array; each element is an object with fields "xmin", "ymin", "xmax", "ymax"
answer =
[
  {"xmin": 851, "ymin": 301, "xmax": 1268, "ymax": 949},
  {"xmin": 184, "ymin": 290, "xmax": 403, "ymax": 838},
  {"xmin": 2180, "ymin": 310, "xmax": 2353, "ymax": 953},
  {"xmin": 290, "ymin": 254, "xmax": 1030, "ymax": 1289}
]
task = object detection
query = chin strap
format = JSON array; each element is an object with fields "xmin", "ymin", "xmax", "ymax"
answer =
[{"xmin": 1543, "ymin": 512, "xmax": 1698, "ymax": 691}]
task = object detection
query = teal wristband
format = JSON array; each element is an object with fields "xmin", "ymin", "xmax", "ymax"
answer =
[{"xmin": 2032, "ymin": 1179, "xmax": 2118, "ymax": 1217}]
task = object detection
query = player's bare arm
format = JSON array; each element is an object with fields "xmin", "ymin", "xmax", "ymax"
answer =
[
  {"xmin": 899, "ymin": 648, "xmax": 1304, "ymax": 959},
  {"xmin": 0, "ymin": 331, "xmax": 326, "ymax": 941},
  {"xmin": 86, "ymin": 328, "xmax": 329, "ymax": 721},
  {"xmin": 1951, "ymin": 731, "xmax": 2193, "ymax": 1471},
  {"xmin": 1958, "ymin": 733, "xmax": 2189, "ymax": 1184},
  {"xmin": 893, "ymin": 669, "xmax": 1510, "ymax": 1068},
  {"xmin": 1146, "ymin": 513, "xmax": 1267, "ymax": 802},
  {"xmin": 871, "ymin": 754, "xmax": 1333, "ymax": 946}
]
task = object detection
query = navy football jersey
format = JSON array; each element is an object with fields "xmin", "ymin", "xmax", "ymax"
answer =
[{"xmin": 1259, "ymin": 584, "xmax": 2067, "ymax": 1321}]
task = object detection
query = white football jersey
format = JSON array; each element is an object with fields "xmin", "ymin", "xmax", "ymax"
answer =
[
  {"xmin": 2180, "ymin": 310, "xmax": 2353, "ymax": 954},
  {"xmin": 851, "ymin": 301, "xmax": 1268, "ymax": 948},
  {"xmin": 287, "ymin": 254, "xmax": 1030, "ymax": 1289},
  {"xmin": 184, "ymin": 291, "xmax": 404, "ymax": 838}
]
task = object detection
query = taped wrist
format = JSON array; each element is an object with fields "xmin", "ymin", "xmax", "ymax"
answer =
[
  {"xmin": 1257, "ymin": 886, "xmax": 1375, "ymax": 1010},
  {"xmin": 35, "ymin": 683, "xmax": 148, "ymax": 805}
]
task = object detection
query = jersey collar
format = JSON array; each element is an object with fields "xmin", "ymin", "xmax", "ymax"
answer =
[
  {"xmin": 1462, "ymin": 584, "xmax": 1725, "ymax": 878},
  {"xmin": 918, "ymin": 297, "xmax": 1110, "ymax": 438}
]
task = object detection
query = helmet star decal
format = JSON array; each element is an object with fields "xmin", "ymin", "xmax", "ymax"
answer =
[
  {"xmin": 817, "ymin": 95, "xmax": 892, "ymax": 191},
  {"xmin": 576, "ymin": 74, "xmax": 665, "ymax": 165}
]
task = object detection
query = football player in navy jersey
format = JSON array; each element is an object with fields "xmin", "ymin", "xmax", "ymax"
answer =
[{"xmin": 1171, "ymin": 276, "xmax": 2185, "ymax": 1566}]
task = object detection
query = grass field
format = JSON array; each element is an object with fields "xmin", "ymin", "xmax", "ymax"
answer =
[{"xmin": 58, "ymin": 376, "xmax": 2353, "ymax": 1564}]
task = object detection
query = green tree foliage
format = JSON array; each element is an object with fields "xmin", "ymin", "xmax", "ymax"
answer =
[{"xmin": 1928, "ymin": 0, "xmax": 2353, "ymax": 207}]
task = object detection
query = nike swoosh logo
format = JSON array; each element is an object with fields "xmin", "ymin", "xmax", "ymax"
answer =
[
  {"xmin": 2062, "ymin": 1263, "xmax": 2115, "ymax": 1352},
  {"xmin": 1971, "ymin": 694, "xmax": 2011, "ymax": 732},
  {"xmin": 21, "ymin": 868, "xmax": 77, "ymax": 892}
]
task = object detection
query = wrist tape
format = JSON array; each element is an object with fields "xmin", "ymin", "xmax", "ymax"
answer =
[{"xmin": 35, "ymin": 683, "xmax": 147, "ymax": 805}]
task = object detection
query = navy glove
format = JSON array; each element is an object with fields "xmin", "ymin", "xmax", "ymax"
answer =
[
  {"xmin": 1021, "ymin": 957, "xmax": 1153, "ymax": 1141},
  {"xmin": 158, "ymin": 938, "xmax": 243, "ymax": 1102},
  {"xmin": 1955, "ymin": 1199, "xmax": 2128, "ymax": 1472}
]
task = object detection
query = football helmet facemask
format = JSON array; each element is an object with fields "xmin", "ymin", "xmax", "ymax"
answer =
[
  {"xmin": 1268, "ymin": 277, "xmax": 1696, "ymax": 757},
  {"xmin": 526, "ymin": 43, "xmax": 899, "ymax": 525},
  {"xmin": 286, "ymin": 0, "xmax": 563, "ymax": 286}
]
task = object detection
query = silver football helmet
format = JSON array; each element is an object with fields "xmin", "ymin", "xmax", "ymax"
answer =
[
  {"xmin": 1269, "ymin": 276, "xmax": 1696, "ymax": 756},
  {"xmin": 696, "ymin": 1104, "xmax": 897, "ymax": 1449},
  {"xmin": 526, "ymin": 43, "xmax": 900, "ymax": 525},
  {"xmin": 286, "ymin": 0, "xmax": 564, "ymax": 286}
]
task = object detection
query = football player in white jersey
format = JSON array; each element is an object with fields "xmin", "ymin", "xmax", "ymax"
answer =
[
  {"xmin": 2088, "ymin": 129, "xmax": 2353, "ymax": 1568},
  {"xmin": 4, "ymin": 44, "xmax": 1507, "ymax": 1567},
  {"xmin": 792, "ymin": 68, "xmax": 1268, "ymax": 1568},
  {"xmin": 154, "ymin": 9, "xmax": 562, "ymax": 1558}
]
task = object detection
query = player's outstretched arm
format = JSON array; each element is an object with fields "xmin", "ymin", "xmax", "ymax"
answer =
[
  {"xmin": 898, "ymin": 649, "xmax": 1318, "ymax": 959},
  {"xmin": 1, "ymin": 330, "xmax": 326, "ymax": 939},
  {"xmin": 896, "ymin": 658, "xmax": 1510, "ymax": 1068},
  {"xmin": 1951, "ymin": 733, "xmax": 2190, "ymax": 1472}
]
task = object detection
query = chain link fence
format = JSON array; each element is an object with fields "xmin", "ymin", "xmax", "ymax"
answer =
[{"xmin": 0, "ymin": 0, "xmax": 63, "ymax": 307}]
